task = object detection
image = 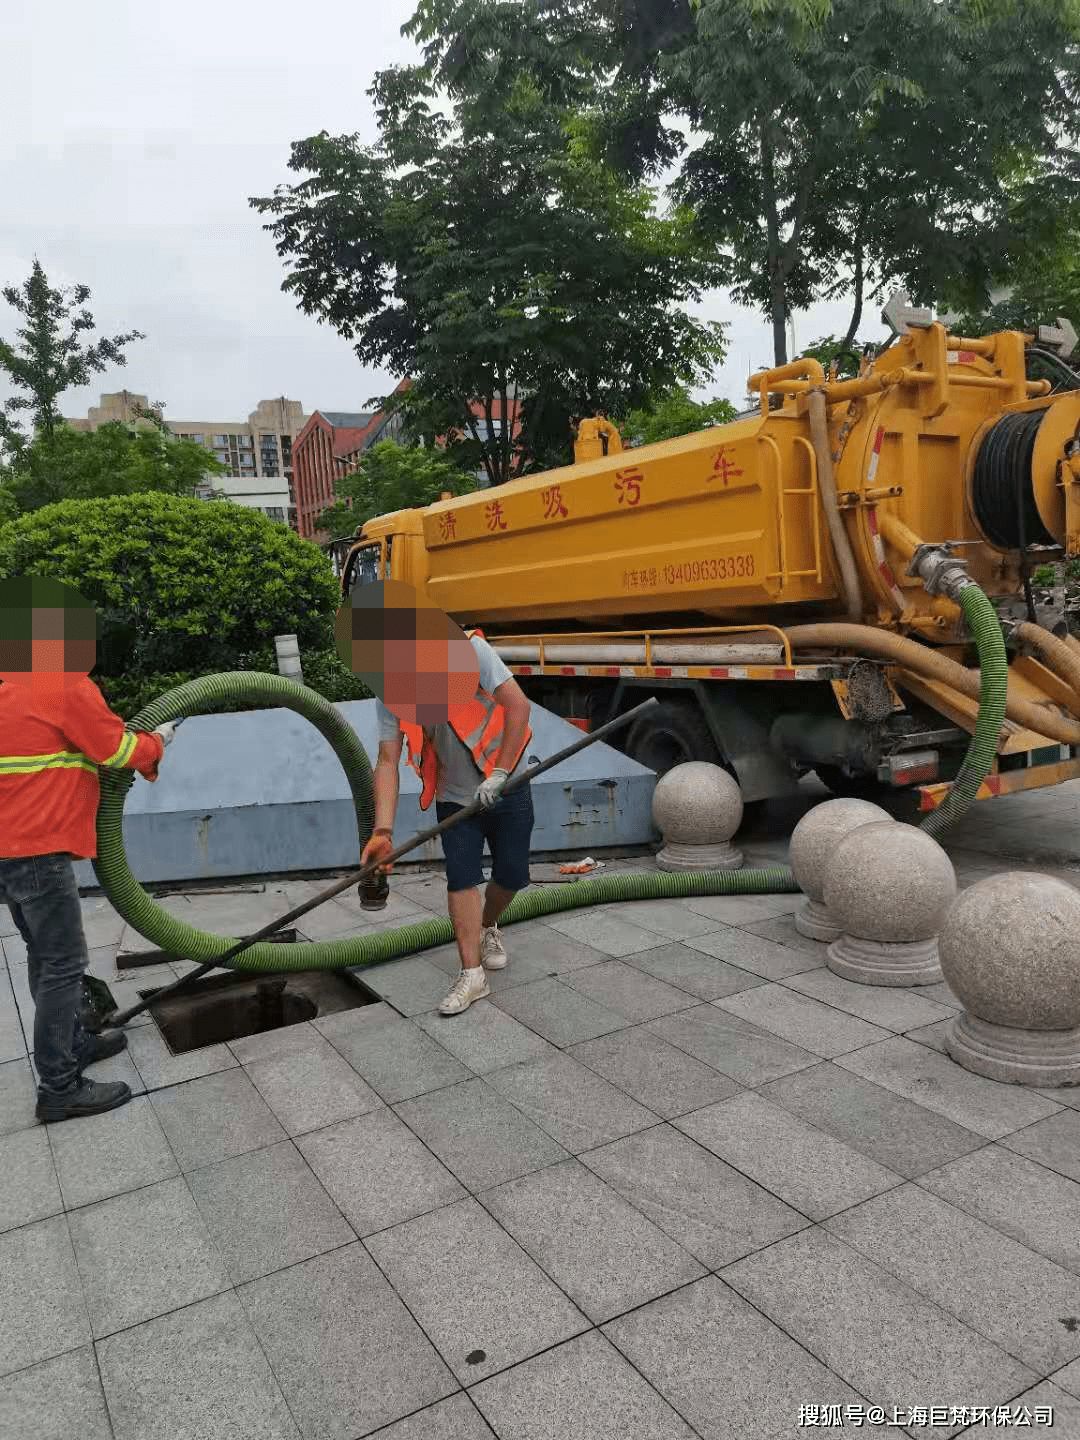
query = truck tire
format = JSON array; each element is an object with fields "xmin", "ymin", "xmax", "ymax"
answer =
[{"xmin": 624, "ymin": 700, "xmax": 722, "ymax": 777}]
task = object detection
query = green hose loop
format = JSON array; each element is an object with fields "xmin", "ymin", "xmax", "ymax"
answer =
[
  {"xmin": 920, "ymin": 584, "xmax": 1008, "ymax": 838},
  {"xmin": 91, "ymin": 673, "xmax": 797, "ymax": 973}
]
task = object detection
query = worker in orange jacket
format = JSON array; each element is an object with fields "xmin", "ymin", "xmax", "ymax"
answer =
[{"xmin": 0, "ymin": 577, "xmax": 173, "ymax": 1123}]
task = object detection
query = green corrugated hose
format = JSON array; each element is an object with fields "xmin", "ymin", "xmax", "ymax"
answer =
[
  {"xmin": 920, "ymin": 583, "xmax": 1008, "ymax": 838},
  {"xmin": 91, "ymin": 672, "xmax": 797, "ymax": 973}
]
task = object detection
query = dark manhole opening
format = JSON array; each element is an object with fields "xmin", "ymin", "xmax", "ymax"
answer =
[{"xmin": 139, "ymin": 969, "xmax": 380, "ymax": 1055}]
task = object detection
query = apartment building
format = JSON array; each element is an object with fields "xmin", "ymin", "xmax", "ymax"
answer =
[
  {"xmin": 67, "ymin": 392, "xmax": 308, "ymax": 527},
  {"xmin": 292, "ymin": 390, "xmax": 408, "ymax": 539}
]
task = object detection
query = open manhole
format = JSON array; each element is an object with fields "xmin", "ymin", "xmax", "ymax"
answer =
[{"xmin": 139, "ymin": 969, "xmax": 380, "ymax": 1055}]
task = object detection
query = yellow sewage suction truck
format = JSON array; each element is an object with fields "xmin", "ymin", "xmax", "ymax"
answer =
[{"xmin": 340, "ymin": 294, "xmax": 1080, "ymax": 830}]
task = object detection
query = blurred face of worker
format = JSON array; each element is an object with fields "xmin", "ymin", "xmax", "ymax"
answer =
[
  {"xmin": 335, "ymin": 580, "xmax": 479, "ymax": 728},
  {"xmin": 0, "ymin": 578, "xmax": 97, "ymax": 693}
]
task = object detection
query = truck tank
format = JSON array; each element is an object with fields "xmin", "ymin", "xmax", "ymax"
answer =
[{"xmin": 383, "ymin": 319, "xmax": 1080, "ymax": 643}]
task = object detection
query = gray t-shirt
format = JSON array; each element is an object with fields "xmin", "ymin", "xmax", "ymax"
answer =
[{"xmin": 375, "ymin": 634, "xmax": 530, "ymax": 805}]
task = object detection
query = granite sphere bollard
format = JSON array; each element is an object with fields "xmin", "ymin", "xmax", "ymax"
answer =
[
  {"xmin": 939, "ymin": 872, "xmax": 1080, "ymax": 1087},
  {"xmin": 789, "ymin": 798, "xmax": 893, "ymax": 941},
  {"xmin": 823, "ymin": 821, "xmax": 956, "ymax": 985},
  {"xmin": 652, "ymin": 761, "xmax": 744, "ymax": 871}
]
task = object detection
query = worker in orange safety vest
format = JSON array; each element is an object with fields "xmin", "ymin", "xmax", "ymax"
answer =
[{"xmin": 0, "ymin": 577, "xmax": 174, "ymax": 1123}]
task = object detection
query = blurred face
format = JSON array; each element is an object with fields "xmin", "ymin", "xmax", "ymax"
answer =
[
  {"xmin": 335, "ymin": 580, "xmax": 479, "ymax": 728},
  {"xmin": 0, "ymin": 580, "xmax": 97, "ymax": 693}
]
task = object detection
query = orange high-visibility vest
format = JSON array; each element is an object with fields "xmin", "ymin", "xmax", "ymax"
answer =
[{"xmin": 400, "ymin": 630, "xmax": 531, "ymax": 810}]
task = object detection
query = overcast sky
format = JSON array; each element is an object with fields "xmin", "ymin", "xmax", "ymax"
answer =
[{"xmin": 3, "ymin": 0, "xmax": 866, "ymax": 427}]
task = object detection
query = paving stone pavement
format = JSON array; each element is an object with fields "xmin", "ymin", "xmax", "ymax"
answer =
[{"xmin": 3, "ymin": 789, "xmax": 1080, "ymax": 1439}]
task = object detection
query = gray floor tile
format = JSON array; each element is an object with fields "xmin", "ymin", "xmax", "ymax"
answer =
[
  {"xmin": 0, "ymin": 1216, "xmax": 89, "ymax": 1378},
  {"xmin": 491, "ymin": 977, "xmax": 628, "ymax": 1047},
  {"xmin": 480, "ymin": 1157, "xmax": 705, "ymax": 1323},
  {"xmin": 297, "ymin": 1108, "xmax": 466, "ymax": 1236},
  {"xmin": 68, "ymin": 1175, "xmax": 228, "ymax": 1338},
  {"xmin": 723, "ymin": 1228, "xmax": 1036, "ymax": 1426},
  {"xmin": 485, "ymin": 1051, "xmax": 657, "ymax": 1152},
  {"xmin": 568, "ymin": 1025, "xmax": 740, "ymax": 1119},
  {"xmin": 0, "ymin": 1059, "xmax": 37, "ymax": 1136},
  {"xmin": 782, "ymin": 966, "xmax": 956, "ymax": 1033},
  {"xmin": 471, "ymin": 1329, "xmax": 697, "ymax": 1439},
  {"xmin": 917, "ymin": 978, "xmax": 965, "ymax": 1010},
  {"xmin": 676, "ymin": 1091, "xmax": 902, "ymax": 1220},
  {"xmin": 1054, "ymin": 1358, "xmax": 1080, "ymax": 1399},
  {"xmin": 315, "ymin": 1002, "xmax": 471, "ymax": 1102},
  {"xmin": 80, "ymin": 1045, "xmax": 146, "ymax": 1095},
  {"xmin": 366, "ymin": 1196, "xmax": 589, "ymax": 1383},
  {"xmin": 395, "ymin": 1078, "xmax": 568, "ymax": 1192},
  {"xmin": 648, "ymin": 1003, "xmax": 821, "ymax": 1086},
  {"xmin": 48, "ymin": 1094, "xmax": 178, "ymax": 1210},
  {"xmin": 714, "ymin": 983, "xmax": 891, "ymax": 1058},
  {"xmin": 0, "ymin": 1126, "xmax": 62, "ymax": 1233},
  {"xmin": 620, "ymin": 897, "xmax": 728, "ymax": 941},
  {"xmin": 0, "ymin": 1345, "xmax": 112, "ymax": 1440},
  {"xmin": 685, "ymin": 926, "xmax": 823, "ymax": 979},
  {"xmin": 239, "ymin": 1243, "xmax": 456, "ymax": 1440},
  {"xmin": 235, "ymin": 1028, "xmax": 383, "ymax": 1136},
  {"xmin": 758, "ymin": 1063, "xmax": 985, "ymax": 1179},
  {"xmin": 1001, "ymin": 1108, "xmax": 1080, "ymax": 1184},
  {"xmin": 920, "ymin": 1145, "xmax": 1080, "ymax": 1276},
  {"xmin": 97, "ymin": 1290, "xmax": 299, "ymax": 1440},
  {"xmin": 489, "ymin": 920, "xmax": 615, "ymax": 975},
  {"xmin": 414, "ymin": 1002, "xmax": 554, "ymax": 1073},
  {"xmin": 150, "ymin": 1067, "xmax": 285, "ymax": 1170},
  {"xmin": 423, "ymin": 938, "xmax": 565, "ymax": 993},
  {"xmin": 559, "ymin": 959, "xmax": 700, "ymax": 1023},
  {"xmin": 622, "ymin": 941, "xmax": 769, "ymax": 1001},
  {"xmin": 836, "ymin": 1037, "xmax": 1062, "ymax": 1140},
  {"xmin": 545, "ymin": 909, "xmax": 666, "ymax": 957},
  {"xmin": 603, "ymin": 1274, "xmax": 864, "ymax": 1440},
  {"xmin": 126, "ymin": 1021, "xmax": 237, "ymax": 1090},
  {"xmin": 365, "ymin": 1393, "xmax": 497, "ymax": 1439},
  {"xmin": 187, "ymin": 1139, "xmax": 355, "ymax": 1284},
  {"xmin": 743, "ymin": 912, "xmax": 831, "ymax": 959},
  {"xmin": 582, "ymin": 1123, "xmax": 808, "ymax": 1267},
  {"xmin": 685, "ymin": 893, "xmax": 803, "ymax": 925},
  {"xmin": 997, "ymin": 1382, "xmax": 1080, "ymax": 1436},
  {"xmin": 363, "ymin": 956, "xmax": 462, "ymax": 1016},
  {"xmin": 0, "ymin": 1010, "xmax": 26, "ymax": 1064},
  {"xmin": 905, "ymin": 1017, "xmax": 954, "ymax": 1054},
  {"xmin": 826, "ymin": 1183, "xmax": 1080, "ymax": 1372},
  {"xmin": 79, "ymin": 899, "xmax": 126, "ymax": 951}
]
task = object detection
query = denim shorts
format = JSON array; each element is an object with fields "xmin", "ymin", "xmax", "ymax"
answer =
[{"xmin": 436, "ymin": 783, "xmax": 534, "ymax": 893}]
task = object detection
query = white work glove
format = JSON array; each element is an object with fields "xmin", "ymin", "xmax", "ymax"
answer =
[
  {"xmin": 476, "ymin": 768, "xmax": 509, "ymax": 809},
  {"xmin": 153, "ymin": 721, "xmax": 178, "ymax": 748}
]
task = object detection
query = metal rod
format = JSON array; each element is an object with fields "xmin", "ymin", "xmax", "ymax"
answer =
[{"xmin": 103, "ymin": 695, "xmax": 660, "ymax": 1026}]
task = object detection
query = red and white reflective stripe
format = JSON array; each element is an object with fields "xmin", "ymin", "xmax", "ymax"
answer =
[
  {"xmin": 865, "ymin": 429, "xmax": 905, "ymax": 612},
  {"xmin": 866, "ymin": 425, "xmax": 884, "ymax": 486}
]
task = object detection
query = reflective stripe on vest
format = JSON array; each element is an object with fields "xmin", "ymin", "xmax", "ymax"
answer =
[{"xmin": 0, "ymin": 730, "xmax": 138, "ymax": 779}]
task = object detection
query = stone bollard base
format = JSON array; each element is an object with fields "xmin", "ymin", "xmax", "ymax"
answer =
[
  {"xmin": 826, "ymin": 934, "xmax": 942, "ymax": 987},
  {"xmin": 795, "ymin": 899, "xmax": 839, "ymax": 942},
  {"xmin": 656, "ymin": 840, "xmax": 743, "ymax": 872},
  {"xmin": 946, "ymin": 1011, "xmax": 1080, "ymax": 1088}
]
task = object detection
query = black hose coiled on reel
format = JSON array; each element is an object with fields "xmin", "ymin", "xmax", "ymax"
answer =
[{"xmin": 970, "ymin": 409, "xmax": 1052, "ymax": 551}]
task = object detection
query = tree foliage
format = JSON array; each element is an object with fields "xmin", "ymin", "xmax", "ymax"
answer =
[
  {"xmin": 0, "ymin": 494, "xmax": 343, "ymax": 714},
  {"xmin": 315, "ymin": 440, "xmax": 477, "ymax": 539},
  {"xmin": 250, "ymin": 16, "xmax": 726, "ymax": 483},
  {"xmin": 0, "ymin": 260, "xmax": 143, "ymax": 456},
  {"xmin": 0, "ymin": 415, "xmax": 226, "ymax": 515},
  {"xmin": 618, "ymin": 386, "xmax": 737, "ymax": 445}
]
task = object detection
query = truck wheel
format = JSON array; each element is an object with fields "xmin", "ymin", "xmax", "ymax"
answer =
[
  {"xmin": 624, "ymin": 701, "xmax": 721, "ymax": 777},
  {"xmin": 815, "ymin": 765, "xmax": 920, "ymax": 820}
]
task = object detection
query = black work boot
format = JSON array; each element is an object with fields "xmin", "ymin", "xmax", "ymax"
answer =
[
  {"xmin": 76, "ymin": 1030, "xmax": 128, "ymax": 1071},
  {"xmin": 36, "ymin": 1077, "xmax": 132, "ymax": 1124}
]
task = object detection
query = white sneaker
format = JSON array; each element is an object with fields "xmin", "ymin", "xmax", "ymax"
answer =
[
  {"xmin": 480, "ymin": 924, "xmax": 507, "ymax": 970},
  {"xmin": 439, "ymin": 966, "xmax": 490, "ymax": 1015}
]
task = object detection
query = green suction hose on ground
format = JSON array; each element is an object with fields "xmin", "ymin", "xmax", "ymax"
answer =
[
  {"xmin": 920, "ymin": 583, "xmax": 1008, "ymax": 839},
  {"xmin": 92, "ymin": 672, "xmax": 797, "ymax": 974}
]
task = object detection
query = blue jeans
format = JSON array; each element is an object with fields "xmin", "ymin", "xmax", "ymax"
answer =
[
  {"xmin": 0, "ymin": 853, "xmax": 92, "ymax": 1097},
  {"xmin": 436, "ymin": 783, "xmax": 534, "ymax": 893}
]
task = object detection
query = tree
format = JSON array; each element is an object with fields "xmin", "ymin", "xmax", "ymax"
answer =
[
  {"xmin": 618, "ymin": 386, "xmax": 737, "ymax": 445},
  {"xmin": 250, "ymin": 22, "xmax": 726, "ymax": 484},
  {"xmin": 0, "ymin": 260, "xmax": 143, "ymax": 457},
  {"xmin": 0, "ymin": 413, "xmax": 226, "ymax": 515},
  {"xmin": 0, "ymin": 493, "xmax": 360, "ymax": 715},
  {"xmin": 315, "ymin": 440, "xmax": 477, "ymax": 538}
]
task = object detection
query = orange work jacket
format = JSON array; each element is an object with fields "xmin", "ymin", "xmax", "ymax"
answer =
[{"xmin": 400, "ymin": 631, "xmax": 531, "ymax": 810}]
